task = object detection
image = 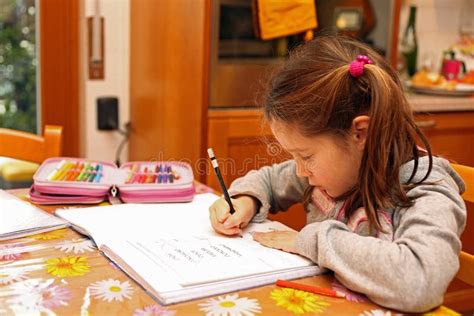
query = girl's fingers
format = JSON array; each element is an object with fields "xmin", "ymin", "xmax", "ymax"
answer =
[
  {"xmin": 223, "ymin": 213, "xmax": 243, "ymax": 229},
  {"xmin": 212, "ymin": 199, "xmax": 231, "ymax": 223},
  {"xmin": 210, "ymin": 207, "xmax": 242, "ymax": 236}
]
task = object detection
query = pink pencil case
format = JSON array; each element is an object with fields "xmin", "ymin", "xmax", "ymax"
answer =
[{"xmin": 30, "ymin": 157, "xmax": 195, "ymax": 204}]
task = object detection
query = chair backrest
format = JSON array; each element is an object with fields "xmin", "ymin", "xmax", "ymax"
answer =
[
  {"xmin": 452, "ymin": 163, "xmax": 474, "ymax": 287},
  {"xmin": 0, "ymin": 125, "xmax": 63, "ymax": 164}
]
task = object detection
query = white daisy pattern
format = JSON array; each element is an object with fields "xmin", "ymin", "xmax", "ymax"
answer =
[
  {"xmin": 89, "ymin": 279, "xmax": 134, "ymax": 302},
  {"xmin": 0, "ymin": 268, "xmax": 28, "ymax": 285},
  {"xmin": 54, "ymin": 239, "xmax": 95, "ymax": 254},
  {"xmin": 6, "ymin": 278, "xmax": 72, "ymax": 313},
  {"xmin": 198, "ymin": 294, "xmax": 262, "ymax": 316}
]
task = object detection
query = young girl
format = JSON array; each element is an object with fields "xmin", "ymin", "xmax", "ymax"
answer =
[{"xmin": 208, "ymin": 35, "xmax": 466, "ymax": 313}]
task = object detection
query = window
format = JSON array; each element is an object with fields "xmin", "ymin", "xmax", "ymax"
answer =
[{"xmin": 0, "ymin": 0, "xmax": 37, "ymax": 133}]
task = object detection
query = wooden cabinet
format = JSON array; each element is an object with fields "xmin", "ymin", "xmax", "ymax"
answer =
[
  {"xmin": 414, "ymin": 111, "xmax": 474, "ymax": 167},
  {"xmin": 129, "ymin": 0, "xmax": 210, "ymax": 182}
]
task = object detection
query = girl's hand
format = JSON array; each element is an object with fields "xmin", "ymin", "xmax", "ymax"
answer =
[
  {"xmin": 252, "ymin": 231, "xmax": 298, "ymax": 253},
  {"xmin": 209, "ymin": 195, "xmax": 258, "ymax": 236}
]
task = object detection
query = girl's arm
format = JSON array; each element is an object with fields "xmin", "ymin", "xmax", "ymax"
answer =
[
  {"xmin": 295, "ymin": 181, "xmax": 466, "ymax": 313},
  {"xmin": 228, "ymin": 160, "xmax": 308, "ymax": 222}
]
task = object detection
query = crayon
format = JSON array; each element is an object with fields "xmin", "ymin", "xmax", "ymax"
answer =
[{"xmin": 276, "ymin": 279, "xmax": 345, "ymax": 298}]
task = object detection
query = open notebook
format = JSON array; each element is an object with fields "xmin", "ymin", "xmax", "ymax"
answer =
[
  {"xmin": 0, "ymin": 190, "xmax": 68, "ymax": 241},
  {"xmin": 56, "ymin": 193, "xmax": 322, "ymax": 305}
]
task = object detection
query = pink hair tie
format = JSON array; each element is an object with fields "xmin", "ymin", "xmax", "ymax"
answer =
[{"xmin": 349, "ymin": 55, "xmax": 373, "ymax": 77}]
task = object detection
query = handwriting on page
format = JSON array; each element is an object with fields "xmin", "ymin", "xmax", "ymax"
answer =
[{"xmin": 122, "ymin": 234, "xmax": 311, "ymax": 287}]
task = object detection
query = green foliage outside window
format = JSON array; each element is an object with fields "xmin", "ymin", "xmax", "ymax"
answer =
[{"xmin": 0, "ymin": 0, "xmax": 37, "ymax": 133}]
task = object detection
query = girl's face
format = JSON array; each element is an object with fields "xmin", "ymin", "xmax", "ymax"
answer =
[{"xmin": 270, "ymin": 119, "xmax": 367, "ymax": 199}]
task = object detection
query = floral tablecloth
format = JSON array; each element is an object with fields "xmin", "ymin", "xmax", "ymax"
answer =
[{"xmin": 0, "ymin": 185, "xmax": 459, "ymax": 315}]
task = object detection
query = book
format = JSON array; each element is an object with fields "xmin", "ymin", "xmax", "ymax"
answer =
[
  {"xmin": 0, "ymin": 190, "xmax": 68, "ymax": 241},
  {"xmin": 55, "ymin": 193, "xmax": 322, "ymax": 305}
]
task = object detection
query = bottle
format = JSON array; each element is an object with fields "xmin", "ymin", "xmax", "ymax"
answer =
[{"xmin": 400, "ymin": 6, "xmax": 418, "ymax": 77}]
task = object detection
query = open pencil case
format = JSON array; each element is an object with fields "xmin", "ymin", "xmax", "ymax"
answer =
[{"xmin": 30, "ymin": 157, "xmax": 195, "ymax": 204}]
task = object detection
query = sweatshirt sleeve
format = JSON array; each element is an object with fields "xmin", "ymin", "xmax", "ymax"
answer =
[
  {"xmin": 295, "ymin": 180, "xmax": 466, "ymax": 312},
  {"xmin": 227, "ymin": 160, "xmax": 308, "ymax": 222}
]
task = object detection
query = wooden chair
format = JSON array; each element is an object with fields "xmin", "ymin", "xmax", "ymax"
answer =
[
  {"xmin": 0, "ymin": 125, "xmax": 63, "ymax": 163},
  {"xmin": 444, "ymin": 163, "xmax": 474, "ymax": 312}
]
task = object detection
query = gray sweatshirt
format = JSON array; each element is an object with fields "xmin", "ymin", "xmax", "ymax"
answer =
[{"xmin": 228, "ymin": 156, "xmax": 466, "ymax": 312}]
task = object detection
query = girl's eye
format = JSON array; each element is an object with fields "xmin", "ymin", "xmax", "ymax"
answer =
[{"xmin": 301, "ymin": 155, "xmax": 313, "ymax": 161}]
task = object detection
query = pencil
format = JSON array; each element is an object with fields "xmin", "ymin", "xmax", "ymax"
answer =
[
  {"xmin": 207, "ymin": 148, "xmax": 236, "ymax": 214},
  {"xmin": 276, "ymin": 279, "xmax": 346, "ymax": 298}
]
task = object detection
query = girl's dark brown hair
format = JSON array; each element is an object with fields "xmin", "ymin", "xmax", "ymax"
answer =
[{"xmin": 264, "ymin": 35, "xmax": 433, "ymax": 232}]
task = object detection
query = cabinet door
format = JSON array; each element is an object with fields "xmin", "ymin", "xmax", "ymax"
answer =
[
  {"xmin": 415, "ymin": 112, "xmax": 474, "ymax": 167},
  {"xmin": 416, "ymin": 112, "xmax": 474, "ymax": 254},
  {"xmin": 207, "ymin": 109, "xmax": 306, "ymax": 230}
]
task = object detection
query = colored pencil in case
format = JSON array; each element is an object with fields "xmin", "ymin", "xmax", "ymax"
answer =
[
  {"xmin": 79, "ymin": 165, "xmax": 89, "ymax": 182},
  {"xmin": 151, "ymin": 164, "xmax": 159, "ymax": 183},
  {"xmin": 94, "ymin": 164, "xmax": 103, "ymax": 183},
  {"xmin": 139, "ymin": 167, "xmax": 148, "ymax": 183},
  {"xmin": 157, "ymin": 164, "xmax": 163, "ymax": 183},
  {"xmin": 84, "ymin": 165, "xmax": 95, "ymax": 182},
  {"xmin": 64, "ymin": 161, "xmax": 80, "ymax": 181},
  {"xmin": 275, "ymin": 280, "xmax": 345, "ymax": 298},
  {"xmin": 143, "ymin": 165, "xmax": 150, "ymax": 183},
  {"xmin": 126, "ymin": 164, "xmax": 138, "ymax": 184},
  {"xmin": 72, "ymin": 163, "xmax": 85, "ymax": 181},
  {"xmin": 55, "ymin": 161, "xmax": 75, "ymax": 181},
  {"xmin": 163, "ymin": 164, "xmax": 168, "ymax": 183},
  {"xmin": 146, "ymin": 166, "xmax": 155, "ymax": 183},
  {"xmin": 88, "ymin": 164, "xmax": 99, "ymax": 182},
  {"xmin": 70, "ymin": 161, "xmax": 82, "ymax": 181},
  {"xmin": 47, "ymin": 160, "xmax": 66, "ymax": 181},
  {"xmin": 168, "ymin": 165, "xmax": 174, "ymax": 183},
  {"xmin": 131, "ymin": 164, "xmax": 141, "ymax": 184},
  {"xmin": 76, "ymin": 163, "xmax": 90, "ymax": 181}
]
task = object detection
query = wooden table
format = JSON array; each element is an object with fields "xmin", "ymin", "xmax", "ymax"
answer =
[{"xmin": 0, "ymin": 185, "xmax": 458, "ymax": 315}]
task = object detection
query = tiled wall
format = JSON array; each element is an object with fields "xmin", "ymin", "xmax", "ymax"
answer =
[
  {"xmin": 399, "ymin": 0, "xmax": 474, "ymax": 72},
  {"xmin": 81, "ymin": 0, "xmax": 130, "ymax": 162}
]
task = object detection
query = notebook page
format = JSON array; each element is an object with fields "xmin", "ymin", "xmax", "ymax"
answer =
[
  {"xmin": 56, "ymin": 193, "xmax": 221, "ymax": 245},
  {"xmin": 103, "ymin": 230, "xmax": 314, "ymax": 290},
  {"xmin": 0, "ymin": 190, "xmax": 68, "ymax": 240}
]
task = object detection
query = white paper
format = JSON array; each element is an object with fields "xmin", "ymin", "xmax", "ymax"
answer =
[{"xmin": 0, "ymin": 190, "xmax": 68, "ymax": 240}]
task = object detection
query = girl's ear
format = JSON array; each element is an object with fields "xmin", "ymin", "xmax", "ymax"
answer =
[{"xmin": 351, "ymin": 115, "xmax": 370, "ymax": 149}]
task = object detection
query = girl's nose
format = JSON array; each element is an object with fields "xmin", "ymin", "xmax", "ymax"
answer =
[{"xmin": 295, "ymin": 159, "xmax": 311, "ymax": 178}]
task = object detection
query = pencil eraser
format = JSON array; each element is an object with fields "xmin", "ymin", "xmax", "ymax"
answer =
[{"xmin": 207, "ymin": 148, "xmax": 214, "ymax": 158}]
